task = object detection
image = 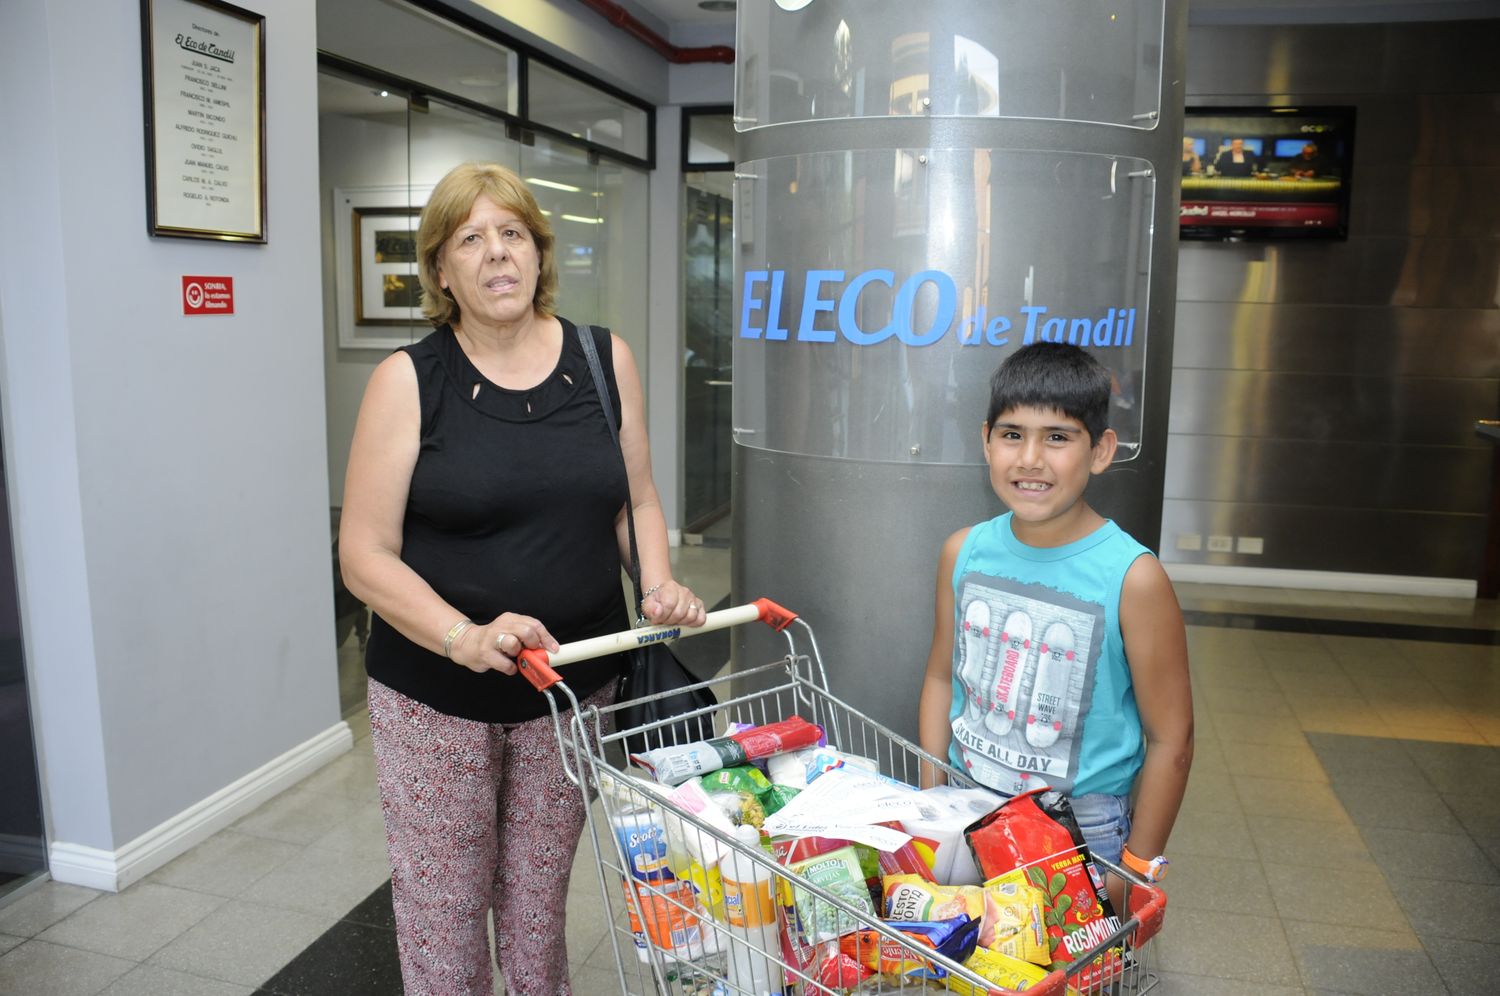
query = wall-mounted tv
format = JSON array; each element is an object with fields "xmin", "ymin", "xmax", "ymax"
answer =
[{"xmin": 1180, "ymin": 105, "xmax": 1355, "ymax": 240}]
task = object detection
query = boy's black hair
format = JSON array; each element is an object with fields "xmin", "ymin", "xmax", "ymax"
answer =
[{"xmin": 985, "ymin": 342, "xmax": 1111, "ymax": 444}]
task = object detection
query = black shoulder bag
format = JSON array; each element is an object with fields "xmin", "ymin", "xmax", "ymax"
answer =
[{"xmin": 577, "ymin": 325, "xmax": 718, "ymax": 757}]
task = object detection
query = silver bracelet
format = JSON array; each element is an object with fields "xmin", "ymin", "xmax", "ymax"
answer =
[
  {"xmin": 443, "ymin": 619, "xmax": 475, "ymax": 659},
  {"xmin": 641, "ymin": 583, "xmax": 665, "ymax": 601}
]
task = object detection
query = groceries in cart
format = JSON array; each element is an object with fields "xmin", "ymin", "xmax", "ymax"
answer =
[
  {"xmin": 536, "ymin": 603, "xmax": 1163, "ymax": 994},
  {"xmin": 614, "ymin": 721, "xmax": 1132, "ymax": 993}
]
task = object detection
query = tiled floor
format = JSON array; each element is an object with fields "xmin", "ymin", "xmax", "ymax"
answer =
[{"xmin": 1, "ymin": 539, "xmax": 1498, "ymax": 995}]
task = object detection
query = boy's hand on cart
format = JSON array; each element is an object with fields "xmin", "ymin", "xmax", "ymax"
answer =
[
  {"xmin": 1106, "ymin": 870, "xmax": 1127, "ymax": 914},
  {"xmin": 452, "ymin": 614, "xmax": 559, "ymax": 675},
  {"xmin": 640, "ymin": 580, "xmax": 708, "ymax": 628}
]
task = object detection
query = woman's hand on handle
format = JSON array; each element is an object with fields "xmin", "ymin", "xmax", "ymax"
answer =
[
  {"xmin": 641, "ymin": 580, "xmax": 707, "ymax": 628},
  {"xmin": 450, "ymin": 613, "xmax": 559, "ymax": 675}
]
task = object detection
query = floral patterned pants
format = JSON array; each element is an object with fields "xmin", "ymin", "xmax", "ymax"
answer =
[{"xmin": 368, "ymin": 677, "xmax": 614, "ymax": 995}]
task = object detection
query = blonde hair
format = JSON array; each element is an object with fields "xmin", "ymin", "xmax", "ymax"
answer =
[{"xmin": 416, "ymin": 162, "xmax": 557, "ymax": 326}]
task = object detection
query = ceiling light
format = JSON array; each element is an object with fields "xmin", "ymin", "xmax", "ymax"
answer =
[
  {"xmin": 526, "ymin": 178, "xmax": 582, "ymax": 192},
  {"xmin": 562, "ymin": 214, "xmax": 603, "ymax": 225}
]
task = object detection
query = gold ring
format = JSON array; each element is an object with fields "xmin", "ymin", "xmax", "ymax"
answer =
[{"xmin": 495, "ymin": 633, "xmax": 509, "ymax": 651}]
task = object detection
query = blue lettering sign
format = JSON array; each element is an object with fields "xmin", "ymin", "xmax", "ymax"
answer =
[
  {"xmin": 798, "ymin": 270, "xmax": 842, "ymax": 343},
  {"xmin": 838, "ymin": 269, "xmax": 897, "ymax": 345},
  {"xmin": 741, "ymin": 270, "xmax": 767, "ymax": 339},
  {"xmin": 740, "ymin": 269, "xmax": 1136, "ymax": 350}
]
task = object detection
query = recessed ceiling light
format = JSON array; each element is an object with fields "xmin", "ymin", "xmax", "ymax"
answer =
[
  {"xmin": 562, "ymin": 214, "xmax": 603, "ymax": 225},
  {"xmin": 699, "ymin": 0, "xmax": 735, "ymax": 11}
]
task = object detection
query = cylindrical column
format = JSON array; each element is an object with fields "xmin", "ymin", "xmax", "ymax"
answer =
[{"xmin": 732, "ymin": 1, "xmax": 1188, "ymax": 741}]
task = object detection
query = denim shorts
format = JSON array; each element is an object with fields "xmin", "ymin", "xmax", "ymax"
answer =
[{"xmin": 1067, "ymin": 792, "xmax": 1132, "ymax": 866}]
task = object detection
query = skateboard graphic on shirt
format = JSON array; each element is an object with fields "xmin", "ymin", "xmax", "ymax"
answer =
[
  {"xmin": 1026, "ymin": 621, "xmax": 1077, "ymax": 749},
  {"xmin": 985, "ymin": 610, "xmax": 1032, "ymax": 738},
  {"xmin": 950, "ymin": 574, "xmax": 1102, "ymax": 797},
  {"xmin": 959, "ymin": 598, "xmax": 992, "ymax": 724}
]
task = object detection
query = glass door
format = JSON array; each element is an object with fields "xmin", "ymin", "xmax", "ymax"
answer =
[
  {"xmin": 0, "ymin": 427, "xmax": 48, "ymax": 903},
  {"xmin": 682, "ymin": 179, "xmax": 734, "ymax": 531}
]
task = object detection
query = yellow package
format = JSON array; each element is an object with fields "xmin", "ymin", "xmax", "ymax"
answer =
[
  {"xmin": 884, "ymin": 874, "xmax": 985, "ymax": 923},
  {"xmin": 665, "ymin": 844, "xmax": 725, "ymax": 920},
  {"xmin": 981, "ymin": 869, "xmax": 1050, "ymax": 966},
  {"xmin": 945, "ymin": 946, "xmax": 1079, "ymax": 996},
  {"xmin": 683, "ymin": 859, "xmax": 725, "ymax": 921}
]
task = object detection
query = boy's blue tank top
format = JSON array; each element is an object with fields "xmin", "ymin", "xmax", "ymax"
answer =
[{"xmin": 948, "ymin": 512, "xmax": 1151, "ymax": 798}]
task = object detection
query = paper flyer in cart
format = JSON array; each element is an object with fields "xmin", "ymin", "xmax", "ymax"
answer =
[{"xmin": 762, "ymin": 767, "xmax": 928, "ymax": 848}]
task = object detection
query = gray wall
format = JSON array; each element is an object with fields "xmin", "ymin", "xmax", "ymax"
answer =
[
  {"xmin": 1164, "ymin": 18, "xmax": 1500, "ymax": 583},
  {"xmin": 0, "ymin": 0, "xmax": 338, "ymax": 851}
]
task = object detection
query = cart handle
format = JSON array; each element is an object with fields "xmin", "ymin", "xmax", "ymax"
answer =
[
  {"xmin": 517, "ymin": 597, "xmax": 798, "ymax": 692},
  {"xmin": 1127, "ymin": 874, "xmax": 1168, "ymax": 947}
]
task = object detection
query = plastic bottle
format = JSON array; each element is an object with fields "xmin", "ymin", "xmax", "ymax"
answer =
[{"xmin": 718, "ymin": 825, "xmax": 784, "ymax": 996}]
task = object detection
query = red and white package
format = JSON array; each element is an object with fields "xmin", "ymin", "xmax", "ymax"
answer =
[
  {"xmin": 964, "ymin": 789, "xmax": 1125, "ymax": 989},
  {"xmin": 728, "ymin": 717, "xmax": 825, "ymax": 759}
]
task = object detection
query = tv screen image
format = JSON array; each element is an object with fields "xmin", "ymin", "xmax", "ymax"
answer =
[{"xmin": 1180, "ymin": 105, "xmax": 1355, "ymax": 240}]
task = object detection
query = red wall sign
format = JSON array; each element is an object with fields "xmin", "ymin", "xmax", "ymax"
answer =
[{"xmin": 182, "ymin": 276, "xmax": 234, "ymax": 315}]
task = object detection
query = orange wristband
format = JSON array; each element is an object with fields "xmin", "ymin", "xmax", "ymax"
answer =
[{"xmin": 1121, "ymin": 847, "xmax": 1169, "ymax": 882}]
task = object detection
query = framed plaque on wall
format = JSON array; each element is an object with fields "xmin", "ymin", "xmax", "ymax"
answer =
[{"xmin": 141, "ymin": 0, "xmax": 267, "ymax": 242}]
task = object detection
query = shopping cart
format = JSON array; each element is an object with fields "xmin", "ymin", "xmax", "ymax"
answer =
[{"xmin": 518, "ymin": 599, "xmax": 1166, "ymax": 996}]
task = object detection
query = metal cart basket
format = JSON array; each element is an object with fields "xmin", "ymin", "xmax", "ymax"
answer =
[{"xmin": 518, "ymin": 599, "xmax": 1166, "ymax": 996}]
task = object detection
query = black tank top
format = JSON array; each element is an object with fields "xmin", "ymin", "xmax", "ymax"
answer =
[{"xmin": 364, "ymin": 320, "xmax": 629, "ymax": 723}]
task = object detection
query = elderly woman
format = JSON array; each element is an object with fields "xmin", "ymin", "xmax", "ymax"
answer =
[{"xmin": 339, "ymin": 161, "xmax": 705, "ymax": 995}]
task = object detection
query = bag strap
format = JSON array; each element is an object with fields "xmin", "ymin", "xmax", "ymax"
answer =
[{"xmin": 576, "ymin": 325, "xmax": 646, "ymax": 621}]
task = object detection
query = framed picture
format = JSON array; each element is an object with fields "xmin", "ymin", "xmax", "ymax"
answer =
[
  {"xmin": 141, "ymin": 0, "xmax": 267, "ymax": 242},
  {"xmin": 353, "ymin": 207, "xmax": 424, "ymax": 325},
  {"xmin": 333, "ymin": 185, "xmax": 432, "ymax": 349}
]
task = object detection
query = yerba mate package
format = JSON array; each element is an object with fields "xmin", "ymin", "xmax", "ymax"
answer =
[{"xmin": 963, "ymin": 790, "xmax": 1125, "ymax": 987}]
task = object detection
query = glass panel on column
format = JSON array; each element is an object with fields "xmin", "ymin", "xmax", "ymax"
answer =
[
  {"xmin": 0, "ymin": 429, "xmax": 47, "ymax": 904},
  {"xmin": 683, "ymin": 179, "xmax": 734, "ymax": 530}
]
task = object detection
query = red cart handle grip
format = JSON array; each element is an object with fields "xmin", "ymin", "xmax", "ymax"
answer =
[
  {"xmin": 516, "ymin": 649, "xmax": 563, "ymax": 692},
  {"xmin": 753, "ymin": 596, "xmax": 798, "ymax": 631}
]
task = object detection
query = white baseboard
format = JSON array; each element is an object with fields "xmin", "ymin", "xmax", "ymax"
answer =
[
  {"xmin": 48, "ymin": 721, "xmax": 353, "ymax": 892},
  {"xmin": 1164, "ymin": 563, "xmax": 1478, "ymax": 600}
]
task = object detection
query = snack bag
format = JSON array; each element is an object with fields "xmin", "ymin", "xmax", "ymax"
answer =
[
  {"xmin": 836, "ymin": 916, "xmax": 981, "ymax": 980},
  {"xmin": 946, "ymin": 946, "xmax": 1078, "ymax": 996},
  {"xmin": 979, "ymin": 870, "xmax": 1051, "ymax": 965},
  {"xmin": 884, "ymin": 874, "xmax": 985, "ymax": 925},
  {"xmin": 963, "ymin": 790, "xmax": 1124, "ymax": 988},
  {"xmin": 804, "ymin": 940, "xmax": 873, "ymax": 994}
]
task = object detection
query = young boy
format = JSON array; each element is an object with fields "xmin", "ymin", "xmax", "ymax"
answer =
[{"xmin": 918, "ymin": 342, "xmax": 1193, "ymax": 887}]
